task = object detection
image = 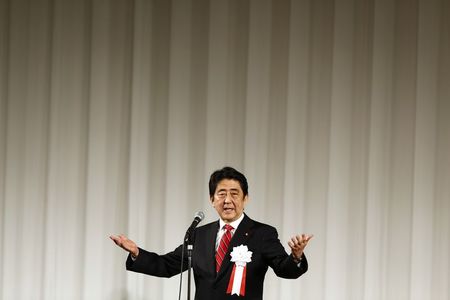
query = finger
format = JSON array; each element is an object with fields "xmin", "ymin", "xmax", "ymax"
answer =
[
  {"xmin": 297, "ymin": 234, "xmax": 311, "ymax": 243},
  {"xmin": 110, "ymin": 236, "xmax": 122, "ymax": 247},
  {"xmin": 292, "ymin": 237, "xmax": 301, "ymax": 247},
  {"xmin": 302, "ymin": 235, "xmax": 312, "ymax": 244},
  {"xmin": 294, "ymin": 235, "xmax": 308, "ymax": 247},
  {"xmin": 288, "ymin": 239, "xmax": 301, "ymax": 249},
  {"xmin": 288, "ymin": 237, "xmax": 294, "ymax": 244}
]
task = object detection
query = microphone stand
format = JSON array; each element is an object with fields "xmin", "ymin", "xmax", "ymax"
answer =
[
  {"xmin": 182, "ymin": 212, "xmax": 203, "ymax": 300},
  {"xmin": 187, "ymin": 243, "xmax": 193, "ymax": 300},
  {"xmin": 185, "ymin": 234, "xmax": 193, "ymax": 300}
]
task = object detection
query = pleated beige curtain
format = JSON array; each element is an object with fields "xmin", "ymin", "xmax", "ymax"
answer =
[{"xmin": 0, "ymin": 0, "xmax": 449, "ymax": 299}]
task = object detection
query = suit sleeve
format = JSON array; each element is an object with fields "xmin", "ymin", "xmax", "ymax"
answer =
[
  {"xmin": 126, "ymin": 245, "xmax": 188, "ymax": 278},
  {"xmin": 261, "ymin": 226, "xmax": 308, "ymax": 279}
]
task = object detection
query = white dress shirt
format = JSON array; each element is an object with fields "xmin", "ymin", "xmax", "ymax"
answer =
[{"xmin": 215, "ymin": 213, "xmax": 245, "ymax": 250}]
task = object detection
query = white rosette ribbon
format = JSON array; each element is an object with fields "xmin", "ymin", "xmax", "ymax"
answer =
[{"xmin": 226, "ymin": 245, "xmax": 252, "ymax": 296}]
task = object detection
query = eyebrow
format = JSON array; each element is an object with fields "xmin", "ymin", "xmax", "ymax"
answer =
[{"xmin": 217, "ymin": 188, "xmax": 240, "ymax": 193}]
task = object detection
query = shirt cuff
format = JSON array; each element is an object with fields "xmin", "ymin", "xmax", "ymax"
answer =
[{"xmin": 291, "ymin": 253, "xmax": 303, "ymax": 268}]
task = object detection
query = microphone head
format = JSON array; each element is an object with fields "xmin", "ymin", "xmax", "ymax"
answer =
[{"xmin": 195, "ymin": 211, "xmax": 205, "ymax": 221}]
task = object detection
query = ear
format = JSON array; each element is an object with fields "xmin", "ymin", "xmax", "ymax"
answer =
[
  {"xmin": 210, "ymin": 196, "xmax": 215, "ymax": 206},
  {"xmin": 243, "ymin": 195, "xmax": 249, "ymax": 205}
]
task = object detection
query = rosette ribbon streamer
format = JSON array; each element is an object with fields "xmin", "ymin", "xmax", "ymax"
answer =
[{"xmin": 226, "ymin": 245, "xmax": 253, "ymax": 296}]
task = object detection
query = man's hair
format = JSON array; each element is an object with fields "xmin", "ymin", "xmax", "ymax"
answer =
[{"xmin": 209, "ymin": 166, "xmax": 248, "ymax": 197}]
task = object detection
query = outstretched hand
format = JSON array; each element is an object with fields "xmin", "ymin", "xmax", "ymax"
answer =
[
  {"xmin": 288, "ymin": 234, "xmax": 313, "ymax": 261},
  {"xmin": 110, "ymin": 234, "xmax": 139, "ymax": 258}
]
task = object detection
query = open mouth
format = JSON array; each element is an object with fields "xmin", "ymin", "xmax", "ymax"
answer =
[{"xmin": 223, "ymin": 207, "xmax": 234, "ymax": 213}]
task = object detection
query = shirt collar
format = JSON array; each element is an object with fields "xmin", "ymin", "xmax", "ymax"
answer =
[{"xmin": 219, "ymin": 213, "xmax": 245, "ymax": 231}]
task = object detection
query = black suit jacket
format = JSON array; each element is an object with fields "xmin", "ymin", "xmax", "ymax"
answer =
[{"xmin": 126, "ymin": 214, "xmax": 308, "ymax": 299}]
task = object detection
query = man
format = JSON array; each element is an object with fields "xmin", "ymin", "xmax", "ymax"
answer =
[{"xmin": 111, "ymin": 166, "xmax": 312, "ymax": 299}]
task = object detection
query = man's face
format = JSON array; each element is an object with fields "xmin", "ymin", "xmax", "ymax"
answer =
[{"xmin": 211, "ymin": 179, "xmax": 248, "ymax": 223}]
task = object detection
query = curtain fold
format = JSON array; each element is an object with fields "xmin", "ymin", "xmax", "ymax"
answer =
[{"xmin": 0, "ymin": 0, "xmax": 449, "ymax": 299}]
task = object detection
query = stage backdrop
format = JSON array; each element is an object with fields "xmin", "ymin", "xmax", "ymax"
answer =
[{"xmin": 0, "ymin": 0, "xmax": 449, "ymax": 299}]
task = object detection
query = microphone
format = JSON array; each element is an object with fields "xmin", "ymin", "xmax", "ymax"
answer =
[{"xmin": 184, "ymin": 211, "xmax": 205, "ymax": 243}]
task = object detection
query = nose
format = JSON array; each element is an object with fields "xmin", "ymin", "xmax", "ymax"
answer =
[{"xmin": 224, "ymin": 195, "xmax": 232, "ymax": 203}]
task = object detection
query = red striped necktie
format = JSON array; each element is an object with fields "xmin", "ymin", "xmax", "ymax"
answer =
[{"xmin": 215, "ymin": 224, "xmax": 234, "ymax": 273}]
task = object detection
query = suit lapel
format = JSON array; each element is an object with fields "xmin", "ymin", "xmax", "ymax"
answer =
[
  {"xmin": 215, "ymin": 214, "xmax": 254, "ymax": 281},
  {"xmin": 205, "ymin": 221, "xmax": 220, "ymax": 274}
]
